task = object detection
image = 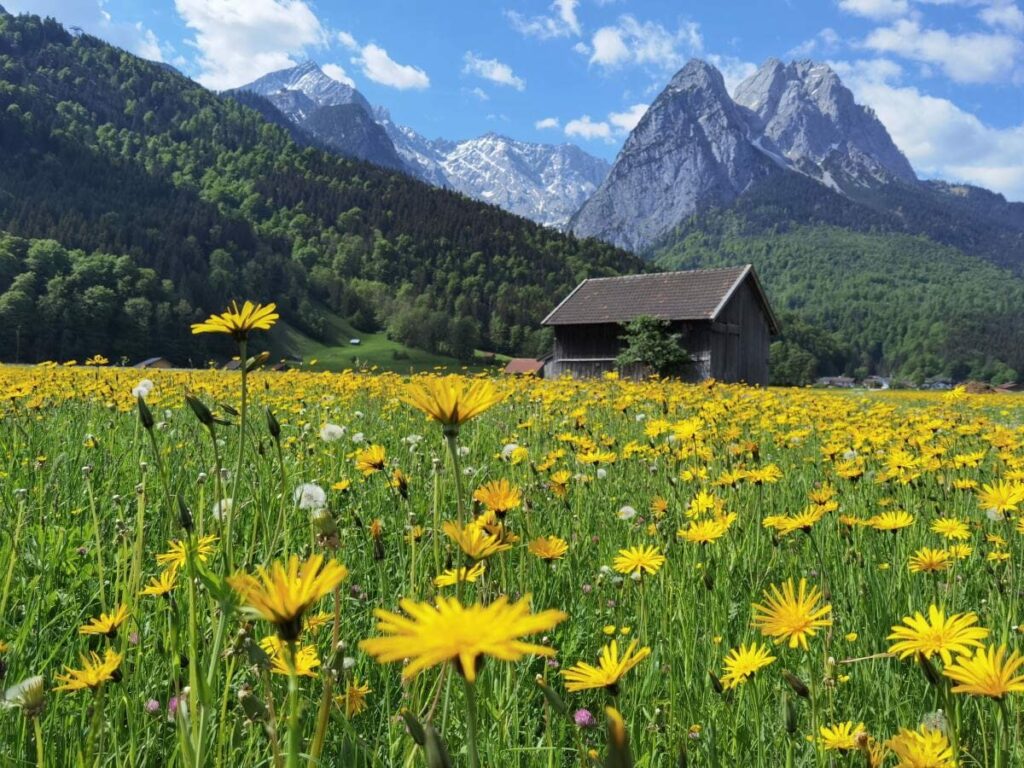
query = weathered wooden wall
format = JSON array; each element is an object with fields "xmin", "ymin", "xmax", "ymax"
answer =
[{"xmin": 544, "ymin": 275, "xmax": 772, "ymax": 384}]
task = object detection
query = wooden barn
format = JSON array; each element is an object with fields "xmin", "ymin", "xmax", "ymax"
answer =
[{"xmin": 540, "ymin": 265, "xmax": 779, "ymax": 384}]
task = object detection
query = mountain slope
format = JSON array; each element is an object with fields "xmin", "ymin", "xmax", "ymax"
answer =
[
  {"xmin": 572, "ymin": 57, "xmax": 1024, "ymax": 268},
  {"xmin": 237, "ymin": 64, "xmax": 610, "ymax": 228},
  {"xmin": 0, "ymin": 9, "xmax": 640, "ymax": 364},
  {"xmin": 571, "ymin": 60, "xmax": 779, "ymax": 251}
]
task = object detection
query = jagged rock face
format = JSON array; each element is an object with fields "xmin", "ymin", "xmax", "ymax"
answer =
[
  {"xmin": 572, "ymin": 57, "xmax": 920, "ymax": 251},
  {"xmin": 303, "ymin": 104, "xmax": 406, "ymax": 171},
  {"xmin": 237, "ymin": 65, "xmax": 608, "ymax": 227},
  {"xmin": 571, "ymin": 60, "xmax": 777, "ymax": 251},
  {"xmin": 734, "ymin": 59, "xmax": 916, "ymax": 188},
  {"xmin": 378, "ymin": 117, "xmax": 609, "ymax": 228},
  {"xmin": 241, "ymin": 61, "xmax": 372, "ymax": 116}
]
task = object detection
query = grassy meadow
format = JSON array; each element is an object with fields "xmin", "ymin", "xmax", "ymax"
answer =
[{"xmin": 1, "ymin": 343, "xmax": 1023, "ymax": 767}]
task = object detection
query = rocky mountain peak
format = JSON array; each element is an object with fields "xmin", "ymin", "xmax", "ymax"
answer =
[
  {"xmin": 238, "ymin": 61, "xmax": 372, "ymax": 116},
  {"xmin": 734, "ymin": 58, "xmax": 916, "ymax": 185},
  {"xmin": 572, "ymin": 57, "xmax": 920, "ymax": 251}
]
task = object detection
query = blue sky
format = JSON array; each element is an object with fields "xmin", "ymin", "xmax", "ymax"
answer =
[{"xmin": 8, "ymin": 0, "xmax": 1024, "ymax": 199}]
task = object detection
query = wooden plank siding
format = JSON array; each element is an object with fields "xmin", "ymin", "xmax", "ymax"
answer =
[{"xmin": 544, "ymin": 272, "xmax": 773, "ymax": 385}]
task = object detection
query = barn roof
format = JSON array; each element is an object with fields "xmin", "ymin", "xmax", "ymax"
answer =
[
  {"xmin": 541, "ymin": 265, "xmax": 779, "ymax": 333},
  {"xmin": 504, "ymin": 358, "xmax": 545, "ymax": 375}
]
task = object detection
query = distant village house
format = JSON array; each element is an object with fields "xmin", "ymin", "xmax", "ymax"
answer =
[{"xmin": 541, "ymin": 265, "xmax": 778, "ymax": 384}]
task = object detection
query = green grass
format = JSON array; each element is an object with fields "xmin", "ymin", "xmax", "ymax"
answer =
[{"xmin": 271, "ymin": 314, "xmax": 490, "ymax": 374}]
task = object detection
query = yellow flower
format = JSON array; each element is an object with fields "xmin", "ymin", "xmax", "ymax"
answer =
[
  {"xmin": 402, "ymin": 376, "xmax": 505, "ymax": 432},
  {"xmin": 336, "ymin": 678, "xmax": 372, "ymax": 717},
  {"xmin": 908, "ymin": 548, "xmax": 952, "ymax": 573},
  {"xmin": 259, "ymin": 636, "xmax": 320, "ymax": 677},
  {"xmin": 191, "ymin": 300, "xmax": 278, "ymax": 341},
  {"xmin": 528, "ymin": 535, "xmax": 569, "ymax": 561},
  {"xmin": 548, "ymin": 470, "xmax": 572, "ymax": 498},
  {"xmin": 79, "ymin": 604, "xmax": 129, "ymax": 638},
  {"xmin": 472, "ymin": 479, "xmax": 522, "ymax": 516},
  {"xmin": 359, "ymin": 594, "xmax": 566, "ymax": 682},
  {"xmin": 612, "ymin": 546, "xmax": 666, "ymax": 577},
  {"xmin": 650, "ymin": 496, "xmax": 669, "ymax": 518},
  {"xmin": 931, "ymin": 517, "xmax": 970, "ymax": 541},
  {"xmin": 720, "ymin": 642, "xmax": 776, "ymax": 689},
  {"xmin": 868, "ymin": 510, "xmax": 915, "ymax": 532},
  {"xmin": 943, "ymin": 644, "xmax": 1024, "ymax": 698},
  {"xmin": 818, "ymin": 721, "xmax": 867, "ymax": 752},
  {"xmin": 977, "ymin": 480, "xmax": 1024, "ymax": 514},
  {"xmin": 887, "ymin": 605, "xmax": 989, "ymax": 665},
  {"xmin": 561, "ymin": 639, "xmax": 651, "ymax": 693},
  {"xmin": 678, "ymin": 514, "xmax": 735, "ymax": 544},
  {"xmin": 434, "ymin": 562, "xmax": 486, "ymax": 587},
  {"xmin": 54, "ymin": 649, "xmax": 122, "ymax": 692},
  {"xmin": 886, "ymin": 726, "xmax": 956, "ymax": 767},
  {"xmin": 355, "ymin": 444, "xmax": 387, "ymax": 476},
  {"xmin": 155, "ymin": 535, "xmax": 218, "ymax": 575},
  {"xmin": 751, "ymin": 578, "xmax": 832, "ymax": 650},
  {"xmin": 139, "ymin": 569, "xmax": 178, "ymax": 598},
  {"xmin": 443, "ymin": 520, "xmax": 513, "ymax": 560},
  {"xmin": 228, "ymin": 554, "xmax": 349, "ymax": 641}
]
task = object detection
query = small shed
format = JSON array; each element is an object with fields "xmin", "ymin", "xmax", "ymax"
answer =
[
  {"xmin": 134, "ymin": 356, "xmax": 174, "ymax": 369},
  {"xmin": 541, "ymin": 265, "xmax": 778, "ymax": 384},
  {"xmin": 504, "ymin": 358, "xmax": 546, "ymax": 377}
]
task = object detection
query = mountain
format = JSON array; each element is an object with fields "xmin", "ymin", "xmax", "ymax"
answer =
[
  {"xmin": 733, "ymin": 58, "xmax": 917, "ymax": 189},
  {"xmin": 572, "ymin": 56, "xmax": 1024, "ymax": 383},
  {"xmin": 571, "ymin": 57, "xmax": 1024, "ymax": 266},
  {"xmin": 0, "ymin": 9, "xmax": 640, "ymax": 364},
  {"xmin": 231, "ymin": 62, "xmax": 404, "ymax": 171},
  {"xmin": 571, "ymin": 60, "xmax": 779, "ymax": 252},
  {"xmin": 236, "ymin": 64, "xmax": 609, "ymax": 228},
  {"xmin": 386, "ymin": 128, "xmax": 610, "ymax": 228},
  {"xmin": 240, "ymin": 60, "xmax": 373, "ymax": 116}
]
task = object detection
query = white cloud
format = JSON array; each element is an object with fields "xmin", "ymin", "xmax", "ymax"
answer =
[
  {"xmin": 980, "ymin": 1, "xmax": 1024, "ymax": 32},
  {"xmin": 352, "ymin": 43, "xmax": 430, "ymax": 90},
  {"xmin": 9, "ymin": 0, "xmax": 166, "ymax": 61},
  {"xmin": 862, "ymin": 19, "xmax": 1022, "ymax": 83},
  {"xmin": 589, "ymin": 15, "xmax": 702, "ymax": 71},
  {"xmin": 321, "ymin": 63, "xmax": 355, "ymax": 87},
  {"xmin": 564, "ymin": 115, "xmax": 613, "ymax": 141},
  {"xmin": 834, "ymin": 58, "xmax": 1024, "ymax": 200},
  {"xmin": 572, "ymin": 41, "xmax": 592, "ymax": 55},
  {"xmin": 787, "ymin": 27, "xmax": 842, "ymax": 59},
  {"xmin": 470, "ymin": 87, "xmax": 489, "ymax": 101},
  {"xmin": 173, "ymin": 0, "xmax": 326, "ymax": 89},
  {"xmin": 608, "ymin": 103, "xmax": 647, "ymax": 132},
  {"xmin": 462, "ymin": 52, "xmax": 525, "ymax": 90},
  {"xmin": 506, "ymin": 0, "xmax": 581, "ymax": 39},
  {"xmin": 337, "ymin": 31, "xmax": 359, "ymax": 50},
  {"xmin": 837, "ymin": 0, "xmax": 910, "ymax": 19},
  {"xmin": 535, "ymin": 117, "xmax": 560, "ymax": 129},
  {"xmin": 707, "ymin": 54, "xmax": 759, "ymax": 94}
]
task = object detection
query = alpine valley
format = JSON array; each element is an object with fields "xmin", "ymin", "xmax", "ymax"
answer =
[{"xmin": 1, "ymin": 6, "xmax": 1024, "ymax": 383}]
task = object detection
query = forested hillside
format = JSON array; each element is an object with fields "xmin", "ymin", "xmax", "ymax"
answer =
[
  {"xmin": 0, "ymin": 10, "xmax": 640, "ymax": 363},
  {"xmin": 656, "ymin": 215, "xmax": 1024, "ymax": 384}
]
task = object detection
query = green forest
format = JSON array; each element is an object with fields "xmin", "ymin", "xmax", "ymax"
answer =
[
  {"xmin": 656, "ymin": 218, "xmax": 1024, "ymax": 385},
  {"xmin": 0, "ymin": 10, "xmax": 639, "ymax": 364}
]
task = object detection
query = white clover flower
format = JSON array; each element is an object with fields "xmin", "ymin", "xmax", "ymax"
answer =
[
  {"xmin": 353, "ymin": 411, "xmax": 364, "ymax": 419},
  {"xmin": 319, "ymin": 423, "xmax": 345, "ymax": 442},
  {"xmin": 501, "ymin": 443, "xmax": 519, "ymax": 459},
  {"xmin": 596, "ymin": 468, "xmax": 607, "ymax": 480},
  {"xmin": 617, "ymin": 505, "xmax": 637, "ymax": 521},
  {"xmin": 635, "ymin": 413, "xmax": 647, "ymax": 422},
  {"xmin": 458, "ymin": 446, "xmax": 470, "ymax": 457},
  {"xmin": 351, "ymin": 432, "xmax": 365, "ymax": 444},
  {"xmin": 294, "ymin": 483, "xmax": 327, "ymax": 511}
]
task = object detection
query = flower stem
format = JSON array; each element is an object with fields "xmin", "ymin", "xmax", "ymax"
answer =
[
  {"xmin": 85, "ymin": 475, "xmax": 107, "ymax": 612},
  {"xmin": 228, "ymin": 337, "xmax": 248, "ymax": 573},
  {"xmin": 286, "ymin": 641, "xmax": 302, "ymax": 768},
  {"xmin": 445, "ymin": 432, "xmax": 466, "ymax": 525},
  {"xmin": 33, "ymin": 715, "xmax": 44, "ymax": 768},
  {"xmin": 462, "ymin": 676, "xmax": 481, "ymax": 768}
]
